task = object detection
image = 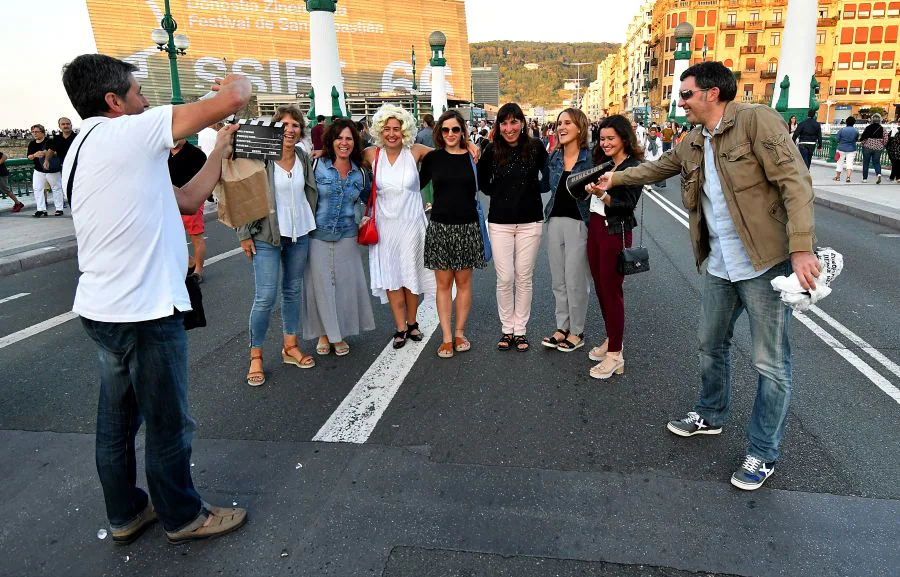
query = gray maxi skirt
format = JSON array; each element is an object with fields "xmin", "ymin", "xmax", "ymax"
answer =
[{"xmin": 303, "ymin": 237, "xmax": 376, "ymax": 342}]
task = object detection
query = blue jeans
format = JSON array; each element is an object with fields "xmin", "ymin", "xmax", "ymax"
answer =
[
  {"xmin": 696, "ymin": 262, "xmax": 793, "ymax": 462},
  {"xmin": 82, "ymin": 312, "xmax": 203, "ymax": 532},
  {"xmin": 249, "ymin": 236, "xmax": 309, "ymax": 348},
  {"xmin": 861, "ymin": 148, "xmax": 882, "ymax": 180}
]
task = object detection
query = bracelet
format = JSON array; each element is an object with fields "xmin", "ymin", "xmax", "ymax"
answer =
[{"xmin": 600, "ymin": 192, "xmax": 608, "ymax": 202}]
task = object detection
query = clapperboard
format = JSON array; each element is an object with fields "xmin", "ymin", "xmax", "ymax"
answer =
[{"xmin": 232, "ymin": 119, "xmax": 284, "ymax": 160}]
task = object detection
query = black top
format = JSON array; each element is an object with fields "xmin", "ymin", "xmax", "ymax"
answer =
[
  {"xmin": 549, "ymin": 170, "xmax": 582, "ymax": 221},
  {"xmin": 477, "ymin": 138, "xmax": 549, "ymax": 224},
  {"xmin": 419, "ymin": 149, "xmax": 478, "ymax": 225},
  {"xmin": 0, "ymin": 152, "xmax": 8, "ymax": 177},
  {"xmin": 860, "ymin": 123, "xmax": 885, "ymax": 141},
  {"xmin": 51, "ymin": 132, "xmax": 76, "ymax": 162},
  {"xmin": 168, "ymin": 142, "xmax": 208, "ymax": 188},
  {"xmin": 792, "ymin": 118, "xmax": 822, "ymax": 146},
  {"xmin": 27, "ymin": 139, "xmax": 51, "ymax": 173},
  {"xmin": 599, "ymin": 156, "xmax": 643, "ymax": 234}
]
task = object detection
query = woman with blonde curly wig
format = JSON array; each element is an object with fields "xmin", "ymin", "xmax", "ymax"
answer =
[{"xmin": 362, "ymin": 104, "xmax": 437, "ymax": 348}]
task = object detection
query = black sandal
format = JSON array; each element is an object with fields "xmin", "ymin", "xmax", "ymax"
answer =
[
  {"xmin": 556, "ymin": 333, "xmax": 585, "ymax": 353},
  {"xmin": 541, "ymin": 328, "xmax": 569, "ymax": 349},
  {"xmin": 497, "ymin": 333, "xmax": 513, "ymax": 351},
  {"xmin": 406, "ymin": 322, "xmax": 424, "ymax": 342},
  {"xmin": 513, "ymin": 334, "xmax": 530, "ymax": 352},
  {"xmin": 392, "ymin": 329, "xmax": 407, "ymax": 349}
]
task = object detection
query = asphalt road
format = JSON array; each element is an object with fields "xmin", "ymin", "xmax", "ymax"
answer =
[{"xmin": 0, "ymin": 179, "xmax": 897, "ymax": 577}]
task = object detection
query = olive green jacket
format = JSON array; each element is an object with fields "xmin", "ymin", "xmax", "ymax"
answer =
[
  {"xmin": 236, "ymin": 148, "xmax": 318, "ymax": 246},
  {"xmin": 610, "ymin": 101, "xmax": 815, "ymax": 272}
]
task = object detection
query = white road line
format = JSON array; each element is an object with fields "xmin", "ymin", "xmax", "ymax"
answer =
[
  {"xmin": 0, "ymin": 311, "xmax": 79, "ymax": 350},
  {"xmin": 0, "ymin": 293, "xmax": 30, "ymax": 305},
  {"xmin": 648, "ymin": 187, "xmax": 899, "ymax": 401},
  {"xmin": 808, "ymin": 305, "xmax": 900, "ymax": 381},
  {"xmin": 204, "ymin": 247, "xmax": 243, "ymax": 266},
  {"xmin": 794, "ymin": 312, "xmax": 900, "ymax": 405},
  {"xmin": 646, "ymin": 187, "xmax": 689, "ymax": 219},
  {"xmin": 313, "ymin": 299, "xmax": 440, "ymax": 443},
  {"xmin": 644, "ymin": 189, "xmax": 689, "ymax": 228},
  {"xmin": 0, "ymin": 247, "xmax": 244, "ymax": 351}
]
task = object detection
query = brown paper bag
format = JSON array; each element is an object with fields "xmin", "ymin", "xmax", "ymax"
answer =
[{"xmin": 217, "ymin": 158, "xmax": 270, "ymax": 228}]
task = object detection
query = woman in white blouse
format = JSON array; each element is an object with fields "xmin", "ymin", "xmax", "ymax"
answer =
[{"xmin": 237, "ymin": 105, "xmax": 318, "ymax": 386}]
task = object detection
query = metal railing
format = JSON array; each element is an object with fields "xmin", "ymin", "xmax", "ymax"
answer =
[
  {"xmin": 810, "ymin": 137, "xmax": 894, "ymax": 168},
  {"xmin": 2, "ymin": 158, "xmax": 35, "ymax": 199}
]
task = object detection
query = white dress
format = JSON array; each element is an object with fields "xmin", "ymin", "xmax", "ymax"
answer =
[{"xmin": 369, "ymin": 147, "xmax": 436, "ymax": 304}]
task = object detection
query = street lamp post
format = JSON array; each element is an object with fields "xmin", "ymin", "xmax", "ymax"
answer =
[
  {"xmin": 565, "ymin": 62, "xmax": 593, "ymax": 109},
  {"xmin": 151, "ymin": 0, "xmax": 189, "ymax": 106},
  {"xmin": 411, "ymin": 46, "xmax": 418, "ymax": 120}
]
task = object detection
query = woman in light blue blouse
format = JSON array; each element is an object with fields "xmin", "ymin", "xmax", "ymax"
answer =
[{"xmin": 303, "ymin": 118, "xmax": 375, "ymax": 356}]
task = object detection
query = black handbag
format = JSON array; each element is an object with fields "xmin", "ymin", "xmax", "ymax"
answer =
[{"xmin": 617, "ymin": 188, "xmax": 650, "ymax": 276}]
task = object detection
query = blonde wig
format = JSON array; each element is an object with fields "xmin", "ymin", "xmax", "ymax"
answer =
[{"xmin": 371, "ymin": 103, "xmax": 416, "ymax": 148}]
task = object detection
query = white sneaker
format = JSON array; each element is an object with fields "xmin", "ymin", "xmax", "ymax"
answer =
[{"xmin": 876, "ymin": 174, "xmax": 882, "ymax": 184}]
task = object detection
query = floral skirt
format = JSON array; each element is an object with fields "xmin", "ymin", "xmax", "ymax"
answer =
[{"xmin": 424, "ymin": 221, "xmax": 486, "ymax": 271}]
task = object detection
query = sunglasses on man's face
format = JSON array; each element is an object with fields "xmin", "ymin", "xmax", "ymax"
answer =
[
  {"xmin": 679, "ymin": 88, "xmax": 710, "ymax": 101},
  {"xmin": 441, "ymin": 126, "xmax": 462, "ymax": 134}
]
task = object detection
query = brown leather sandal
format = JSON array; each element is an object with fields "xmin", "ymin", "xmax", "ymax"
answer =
[
  {"xmin": 282, "ymin": 345, "xmax": 315, "ymax": 369},
  {"xmin": 247, "ymin": 352, "xmax": 265, "ymax": 387},
  {"xmin": 437, "ymin": 342, "xmax": 454, "ymax": 358}
]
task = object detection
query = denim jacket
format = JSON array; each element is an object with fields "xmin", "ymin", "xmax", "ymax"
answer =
[
  {"xmin": 543, "ymin": 147, "xmax": 593, "ymax": 224},
  {"xmin": 310, "ymin": 157, "xmax": 368, "ymax": 241}
]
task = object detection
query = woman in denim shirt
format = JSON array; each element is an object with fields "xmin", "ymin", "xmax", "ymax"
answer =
[
  {"xmin": 303, "ymin": 118, "xmax": 375, "ymax": 356},
  {"xmin": 833, "ymin": 116, "xmax": 860, "ymax": 183},
  {"xmin": 541, "ymin": 108, "xmax": 593, "ymax": 353}
]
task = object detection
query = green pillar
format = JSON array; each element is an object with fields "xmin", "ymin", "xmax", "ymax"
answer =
[{"xmin": 307, "ymin": 87, "xmax": 317, "ymax": 122}]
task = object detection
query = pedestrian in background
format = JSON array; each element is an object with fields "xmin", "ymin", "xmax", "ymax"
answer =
[
  {"xmin": 661, "ymin": 121, "xmax": 674, "ymax": 152},
  {"xmin": 593, "ymin": 61, "xmax": 819, "ymax": 491},
  {"xmin": 304, "ymin": 118, "xmax": 375, "ymax": 357},
  {"xmin": 478, "ymin": 102, "xmax": 550, "ymax": 352},
  {"xmin": 62, "ymin": 53, "xmax": 250, "ymax": 543},
  {"xmin": 643, "ymin": 124, "xmax": 666, "ymax": 188},
  {"xmin": 27, "ymin": 124, "xmax": 64, "ymax": 217},
  {"xmin": 362, "ymin": 104, "xmax": 436, "ymax": 349},
  {"xmin": 541, "ymin": 108, "xmax": 592, "ymax": 354},
  {"xmin": 0, "ymin": 151, "xmax": 25, "ymax": 212},
  {"xmin": 420, "ymin": 109, "xmax": 486, "ymax": 359},
  {"xmin": 886, "ymin": 123, "xmax": 900, "ymax": 182},
  {"xmin": 238, "ymin": 104, "xmax": 318, "ymax": 386},
  {"xmin": 787, "ymin": 114, "xmax": 798, "ymax": 136},
  {"xmin": 582, "ymin": 115, "xmax": 643, "ymax": 379},
  {"xmin": 168, "ymin": 138, "xmax": 208, "ymax": 282},
  {"xmin": 415, "ymin": 114, "xmax": 436, "ymax": 212},
  {"xmin": 792, "ymin": 109, "xmax": 823, "ymax": 170},
  {"xmin": 859, "ymin": 113, "xmax": 888, "ymax": 184},
  {"xmin": 311, "ymin": 114, "xmax": 326, "ymax": 151},
  {"xmin": 833, "ymin": 116, "xmax": 859, "ymax": 182}
]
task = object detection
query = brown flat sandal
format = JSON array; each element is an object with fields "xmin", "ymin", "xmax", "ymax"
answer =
[
  {"xmin": 282, "ymin": 345, "xmax": 315, "ymax": 369},
  {"xmin": 437, "ymin": 342, "xmax": 454, "ymax": 358},
  {"xmin": 247, "ymin": 353, "xmax": 265, "ymax": 387},
  {"xmin": 454, "ymin": 336, "xmax": 471, "ymax": 352}
]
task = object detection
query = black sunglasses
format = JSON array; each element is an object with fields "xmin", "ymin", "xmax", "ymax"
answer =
[
  {"xmin": 679, "ymin": 88, "xmax": 710, "ymax": 101},
  {"xmin": 441, "ymin": 126, "xmax": 462, "ymax": 134}
]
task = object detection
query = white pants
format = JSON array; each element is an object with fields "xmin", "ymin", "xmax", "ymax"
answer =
[
  {"xmin": 33, "ymin": 171, "xmax": 64, "ymax": 212},
  {"xmin": 488, "ymin": 222, "xmax": 543, "ymax": 335},
  {"xmin": 835, "ymin": 150, "xmax": 856, "ymax": 173}
]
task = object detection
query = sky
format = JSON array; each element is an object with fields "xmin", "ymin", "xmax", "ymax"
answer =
[{"xmin": 0, "ymin": 0, "xmax": 645, "ymax": 129}]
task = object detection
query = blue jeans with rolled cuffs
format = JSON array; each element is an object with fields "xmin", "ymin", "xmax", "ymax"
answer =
[
  {"xmin": 249, "ymin": 236, "xmax": 309, "ymax": 348},
  {"xmin": 81, "ymin": 312, "xmax": 203, "ymax": 532},
  {"xmin": 695, "ymin": 261, "xmax": 793, "ymax": 463}
]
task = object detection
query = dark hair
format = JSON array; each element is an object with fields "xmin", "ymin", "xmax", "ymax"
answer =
[
  {"xmin": 317, "ymin": 115, "xmax": 325, "ymax": 122},
  {"xmin": 555, "ymin": 108, "xmax": 590, "ymax": 151},
  {"xmin": 493, "ymin": 102, "xmax": 531, "ymax": 165},
  {"xmin": 322, "ymin": 118, "xmax": 363, "ymax": 166},
  {"xmin": 680, "ymin": 61, "xmax": 737, "ymax": 102},
  {"xmin": 433, "ymin": 110, "xmax": 467, "ymax": 150},
  {"xmin": 273, "ymin": 104, "xmax": 307, "ymax": 139},
  {"xmin": 423, "ymin": 113, "xmax": 435, "ymax": 128},
  {"xmin": 845, "ymin": 116, "xmax": 856, "ymax": 126},
  {"xmin": 592, "ymin": 114, "xmax": 644, "ymax": 165},
  {"xmin": 30, "ymin": 124, "xmax": 46, "ymax": 135},
  {"xmin": 807, "ymin": 109, "xmax": 817, "ymax": 119},
  {"xmin": 62, "ymin": 54, "xmax": 137, "ymax": 119}
]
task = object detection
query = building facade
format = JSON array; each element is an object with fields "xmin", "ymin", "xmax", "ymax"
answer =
[{"xmin": 607, "ymin": 0, "xmax": 899, "ymax": 124}]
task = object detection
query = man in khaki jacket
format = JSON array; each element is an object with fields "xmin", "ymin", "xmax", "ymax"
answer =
[{"xmin": 593, "ymin": 61, "xmax": 821, "ymax": 491}]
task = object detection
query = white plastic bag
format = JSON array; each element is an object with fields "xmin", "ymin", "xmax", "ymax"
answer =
[{"xmin": 770, "ymin": 247, "xmax": 843, "ymax": 312}]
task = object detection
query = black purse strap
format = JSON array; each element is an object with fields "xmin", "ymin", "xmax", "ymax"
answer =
[
  {"xmin": 622, "ymin": 188, "xmax": 646, "ymax": 249},
  {"xmin": 65, "ymin": 123, "xmax": 102, "ymax": 206}
]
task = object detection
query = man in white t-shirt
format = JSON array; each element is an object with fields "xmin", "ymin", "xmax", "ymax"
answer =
[{"xmin": 61, "ymin": 53, "xmax": 250, "ymax": 545}]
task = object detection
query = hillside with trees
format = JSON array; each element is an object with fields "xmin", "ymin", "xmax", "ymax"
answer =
[{"xmin": 470, "ymin": 41, "xmax": 619, "ymax": 108}]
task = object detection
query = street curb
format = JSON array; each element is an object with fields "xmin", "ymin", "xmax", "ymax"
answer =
[
  {"xmin": 0, "ymin": 208, "xmax": 222, "ymax": 278},
  {"xmin": 813, "ymin": 190, "xmax": 900, "ymax": 231}
]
